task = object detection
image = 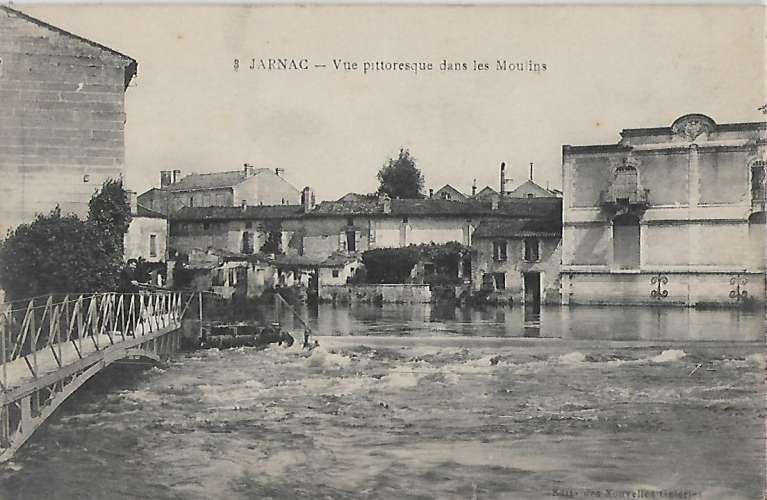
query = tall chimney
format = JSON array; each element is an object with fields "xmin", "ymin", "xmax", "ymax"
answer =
[
  {"xmin": 244, "ymin": 163, "xmax": 255, "ymax": 177},
  {"xmin": 429, "ymin": 188, "xmax": 434, "ymax": 199},
  {"xmin": 172, "ymin": 169, "xmax": 181, "ymax": 183},
  {"xmin": 530, "ymin": 162, "xmax": 534, "ymax": 181},
  {"xmin": 472, "ymin": 179, "xmax": 477, "ymax": 197},
  {"xmin": 160, "ymin": 171, "xmax": 172, "ymax": 188},
  {"xmin": 500, "ymin": 162, "xmax": 506, "ymax": 196}
]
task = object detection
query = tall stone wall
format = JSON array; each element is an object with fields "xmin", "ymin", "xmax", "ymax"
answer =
[{"xmin": 0, "ymin": 7, "xmax": 135, "ymax": 237}]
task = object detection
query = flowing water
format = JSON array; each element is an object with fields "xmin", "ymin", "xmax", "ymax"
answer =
[{"xmin": 0, "ymin": 305, "xmax": 763, "ymax": 500}]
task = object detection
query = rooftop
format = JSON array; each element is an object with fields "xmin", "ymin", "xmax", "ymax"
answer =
[
  {"xmin": 167, "ymin": 168, "xmax": 272, "ymax": 192},
  {"xmin": 170, "ymin": 205, "xmax": 305, "ymax": 221}
]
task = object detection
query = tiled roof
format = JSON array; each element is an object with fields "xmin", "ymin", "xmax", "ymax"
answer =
[
  {"xmin": 166, "ymin": 168, "xmax": 272, "ymax": 192},
  {"xmin": 472, "ymin": 218, "xmax": 562, "ymax": 238},
  {"xmin": 170, "ymin": 205, "xmax": 304, "ymax": 221},
  {"xmin": 309, "ymin": 197, "xmax": 561, "ymax": 218},
  {"xmin": 272, "ymin": 255, "xmax": 324, "ymax": 268}
]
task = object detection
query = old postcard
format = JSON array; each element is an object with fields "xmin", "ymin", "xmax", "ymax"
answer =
[{"xmin": 0, "ymin": 3, "xmax": 764, "ymax": 500}]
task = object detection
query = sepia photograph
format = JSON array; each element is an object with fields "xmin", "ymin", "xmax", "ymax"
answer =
[{"xmin": 0, "ymin": 3, "xmax": 764, "ymax": 499}]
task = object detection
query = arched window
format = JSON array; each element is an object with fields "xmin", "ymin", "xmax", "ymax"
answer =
[{"xmin": 613, "ymin": 214, "xmax": 640, "ymax": 270}]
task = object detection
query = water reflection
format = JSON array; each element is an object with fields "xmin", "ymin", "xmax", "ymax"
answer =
[{"xmin": 264, "ymin": 304, "xmax": 762, "ymax": 342}]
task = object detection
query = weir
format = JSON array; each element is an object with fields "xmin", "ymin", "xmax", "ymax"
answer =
[{"xmin": 0, "ymin": 291, "xmax": 191, "ymax": 462}]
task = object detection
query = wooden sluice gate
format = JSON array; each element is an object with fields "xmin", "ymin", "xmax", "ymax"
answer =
[{"xmin": 197, "ymin": 292, "xmax": 314, "ymax": 350}]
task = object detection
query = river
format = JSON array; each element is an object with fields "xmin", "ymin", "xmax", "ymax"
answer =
[{"xmin": 0, "ymin": 304, "xmax": 763, "ymax": 500}]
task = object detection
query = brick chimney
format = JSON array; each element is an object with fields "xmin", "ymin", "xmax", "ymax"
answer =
[
  {"xmin": 244, "ymin": 163, "xmax": 255, "ymax": 177},
  {"xmin": 429, "ymin": 188, "xmax": 434, "ymax": 199},
  {"xmin": 275, "ymin": 168, "xmax": 284, "ymax": 177},
  {"xmin": 472, "ymin": 179, "xmax": 477, "ymax": 197},
  {"xmin": 500, "ymin": 161, "xmax": 506, "ymax": 196},
  {"xmin": 172, "ymin": 169, "xmax": 181, "ymax": 183},
  {"xmin": 160, "ymin": 171, "xmax": 172, "ymax": 188}
]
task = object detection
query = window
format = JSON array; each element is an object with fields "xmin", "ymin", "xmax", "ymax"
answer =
[
  {"xmin": 751, "ymin": 161, "xmax": 766, "ymax": 202},
  {"xmin": 346, "ymin": 217, "xmax": 354, "ymax": 226},
  {"xmin": 613, "ymin": 163, "xmax": 639, "ymax": 202},
  {"xmin": 492, "ymin": 241, "xmax": 507, "ymax": 261},
  {"xmin": 332, "ymin": 270, "xmax": 340, "ymax": 278},
  {"xmin": 241, "ymin": 231, "xmax": 253, "ymax": 254},
  {"xmin": 613, "ymin": 214, "xmax": 640, "ymax": 270},
  {"xmin": 493, "ymin": 272, "xmax": 506, "ymax": 290},
  {"xmin": 203, "ymin": 222, "xmax": 210, "ymax": 230},
  {"xmin": 149, "ymin": 234, "xmax": 157, "ymax": 258},
  {"xmin": 524, "ymin": 239, "xmax": 540, "ymax": 262},
  {"xmin": 402, "ymin": 217, "xmax": 409, "ymax": 224},
  {"xmin": 346, "ymin": 230, "xmax": 356, "ymax": 252},
  {"xmin": 245, "ymin": 221, "xmax": 252, "ymax": 229},
  {"xmin": 526, "ymin": 193, "xmax": 534, "ymax": 199},
  {"xmin": 189, "ymin": 196, "xmax": 194, "ymax": 207}
]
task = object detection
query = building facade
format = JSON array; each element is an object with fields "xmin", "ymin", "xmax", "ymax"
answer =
[
  {"xmin": 561, "ymin": 113, "xmax": 766, "ymax": 307},
  {"xmin": 169, "ymin": 205, "xmax": 306, "ymax": 258},
  {"xmin": 470, "ymin": 202, "xmax": 562, "ymax": 305},
  {"xmin": 140, "ymin": 165, "xmax": 301, "ymax": 216},
  {"xmin": 0, "ymin": 6, "xmax": 137, "ymax": 237}
]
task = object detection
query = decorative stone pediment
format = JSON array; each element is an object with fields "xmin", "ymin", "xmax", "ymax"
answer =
[{"xmin": 671, "ymin": 114, "xmax": 716, "ymax": 142}]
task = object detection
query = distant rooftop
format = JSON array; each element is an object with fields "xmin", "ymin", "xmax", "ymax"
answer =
[
  {"xmin": 170, "ymin": 205, "xmax": 304, "ymax": 221},
  {"xmin": 166, "ymin": 168, "xmax": 275, "ymax": 192}
]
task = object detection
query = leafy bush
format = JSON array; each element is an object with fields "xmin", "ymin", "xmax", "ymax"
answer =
[
  {"xmin": 362, "ymin": 247, "xmax": 420, "ymax": 283},
  {"xmin": 0, "ymin": 207, "xmax": 119, "ymax": 301},
  {"xmin": 0, "ymin": 179, "xmax": 131, "ymax": 302}
]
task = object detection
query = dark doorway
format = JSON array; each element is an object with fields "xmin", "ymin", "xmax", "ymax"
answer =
[{"xmin": 523, "ymin": 272, "xmax": 541, "ymax": 308}]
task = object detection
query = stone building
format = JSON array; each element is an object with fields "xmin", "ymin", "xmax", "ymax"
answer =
[
  {"xmin": 139, "ymin": 165, "xmax": 301, "ymax": 216},
  {"xmin": 169, "ymin": 205, "xmax": 306, "ymax": 258},
  {"xmin": 470, "ymin": 201, "xmax": 562, "ymax": 306},
  {"xmin": 123, "ymin": 193, "xmax": 166, "ymax": 264},
  {"xmin": 0, "ymin": 6, "xmax": 137, "ymax": 237},
  {"xmin": 561, "ymin": 113, "xmax": 766, "ymax": 306}
]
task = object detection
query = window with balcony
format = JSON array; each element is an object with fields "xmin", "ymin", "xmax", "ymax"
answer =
[
  {"xmin": 613, "ymin": 164, "xmax": 638, "ymax": 204},
  {"xmin": 492, "ymin": 241, "xmax": 507, "ymax": 261}
]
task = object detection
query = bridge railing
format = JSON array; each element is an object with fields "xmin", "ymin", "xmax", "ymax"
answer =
[{"xmin": 0, "ymin": 291, "xmax": 184, "ymax": 389}]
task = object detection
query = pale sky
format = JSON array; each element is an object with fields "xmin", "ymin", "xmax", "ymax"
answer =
[{"xmin": 24, "ymin": 4, "xmax": 766, "ymax": 200}]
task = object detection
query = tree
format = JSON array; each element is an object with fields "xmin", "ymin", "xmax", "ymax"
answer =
[
  {"xmin": 362, "ymin": 247, "xmax": 420, "ymax": 283},
  {"xmin": 87, "ymin": 178, "xmax": 132, "ymax": 256},
  {"xmin": 377, "ymin": 148, "xmax": 425, "ymax": 199},
  {"xmin": 0, "ymin": 207, "xmax": 120, "ymax": 301},
  {"xmin": 0, "ymin": 179, "xmax": 132, "ymax": 301}
]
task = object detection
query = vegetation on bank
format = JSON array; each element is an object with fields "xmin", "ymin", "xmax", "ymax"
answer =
[{"xmin": 0, "ymin": 179, "xmax": 132, "ymax": 302}]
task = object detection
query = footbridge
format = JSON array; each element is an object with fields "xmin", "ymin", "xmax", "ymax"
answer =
[{"xmin": 0, "ymin": 290, "xmax": 195, "ymax": 462}]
